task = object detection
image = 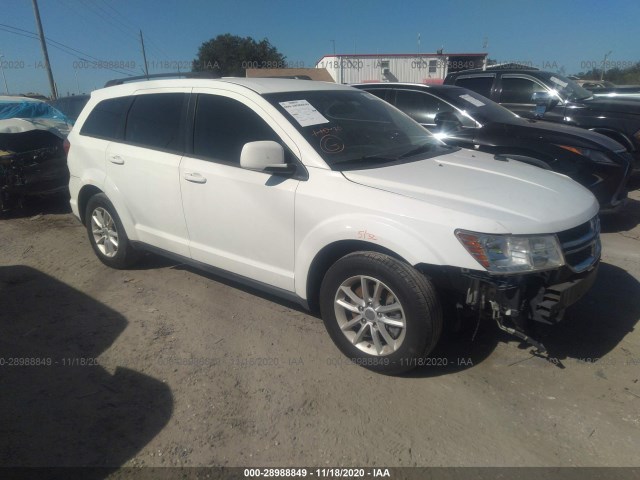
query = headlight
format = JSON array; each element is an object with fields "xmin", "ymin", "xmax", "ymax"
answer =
[
  {"xmin": 556, "ymin": 144, "xmax": 617, "ymax": 165},
  {"xmin": 455, "ymin": 230, "xmax": 564, "ymax": 274}
]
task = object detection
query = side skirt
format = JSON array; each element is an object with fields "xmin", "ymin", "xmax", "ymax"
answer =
[{"xmin": 130, "ymin": 241, "xmax": 310, "ymax": 311}]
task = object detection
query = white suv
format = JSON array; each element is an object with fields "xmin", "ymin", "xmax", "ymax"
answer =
[{"xmin": 67, "ymin": 77, "xmax": 601, "ymax": 373}]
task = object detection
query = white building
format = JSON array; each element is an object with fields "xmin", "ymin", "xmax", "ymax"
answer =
[{"xmin": 315, "ymin": 53, "xmax": 487, "ymax": 84}]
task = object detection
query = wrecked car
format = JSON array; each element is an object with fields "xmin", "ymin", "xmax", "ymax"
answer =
[
  {"xmin": 68, "ymin": 78, "xmax": 601, "ymax": 373},
  {"xmin": 0, "ymin": 97, "xmax": 71, "ymax": 212}
]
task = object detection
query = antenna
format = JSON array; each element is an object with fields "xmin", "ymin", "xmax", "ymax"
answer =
[{"xmin": 140, "ymin": 30, "xmax": 149, "ymax": 78}]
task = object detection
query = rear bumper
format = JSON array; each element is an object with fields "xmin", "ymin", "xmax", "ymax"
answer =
[{"xmin": 69, "ymin": 175, "xmax": 81, "ymax": 221}]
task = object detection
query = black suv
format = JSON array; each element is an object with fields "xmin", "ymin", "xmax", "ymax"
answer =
[
  {"xmin": 444, "ymin": 68, "xmax": 640, "ymax": 171},
  {"xmin": 48, "ymin": 95, "xmax": 90, "ymax": 123},
  {"xmin": 353, "ymin": 83, "xmax": 632, "ymax": 210}
]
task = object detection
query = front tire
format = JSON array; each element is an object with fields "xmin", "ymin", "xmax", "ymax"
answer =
[
  {"xmin": 85, "ymin": 193, "xmax": 139, "ymax": 269},
  {"xmin": 320, "ymin": 252, "xmax": 442, "ymax": 374}
]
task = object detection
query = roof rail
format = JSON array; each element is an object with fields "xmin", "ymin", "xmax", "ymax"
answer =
[
  {"xmin": 485, "ymin": 62, "xmax": 538, "ymax": 70},
  {"xmin": 104, "ymin": 71, "xmax": 220, "ymax": 88},
  {"xmin": 449, "ymin": 63, "xmax": 539, "ymax": 75},
  {"xmin": 264, "ymin": 75, "xmax": 312, "ymax": 80}
]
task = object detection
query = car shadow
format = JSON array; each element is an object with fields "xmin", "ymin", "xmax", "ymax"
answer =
[
  {"xmin": 149, "ymin": 256, "xmax": 639, "ymax": 379},
  {"xmin": 0, "ymin": 266, "xmax": 173, "ymax": 475},
  {"xmin": 601, "ymin": 197, "xmax": 640, "ymax": 233},
  {"xmin": 405, "ymin": 262, "xmax": 639, "ymax": 378},
  {"xmin": 538, "ymin": 262, "xmax": 640, "ymax": 360},
  {"xmin": 170, "ymin": 263, "xmax": 312, "ymax": 316},
  {"xmin": 0, "ymin": 192, "xmax": 72, "ymax": 219},
  {"xmin": 627, "ymin": 175, "xmax": 640, "ymax": 192},
  {"xmin": 127, "ymin": 251, "xmax": 183, "ymax": 271}
]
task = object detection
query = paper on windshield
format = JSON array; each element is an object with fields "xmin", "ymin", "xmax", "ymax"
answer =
[
  {"xmin": 279, "ymin": 100, "xmax": 329, "ymax": 127},
  {"xmin": 459, "ymin": 94, "xmax": 485, "ymax": 107},
  {"xmin": 550, "ymin": 76, "xmax": 568, "ymax": 88}
]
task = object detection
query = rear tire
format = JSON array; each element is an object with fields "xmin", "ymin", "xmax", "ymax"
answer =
[
  {"xmin": 319, "ymin": 252, "xmax": 442, "ymax": 374},
  {"xmin": 85, "ymin": 193, "xmax": 140, "ymax": 269}
]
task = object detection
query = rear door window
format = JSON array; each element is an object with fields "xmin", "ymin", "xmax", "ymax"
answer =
[
  {"xmin": 363, "ymin": 89, "xmax": 390, "ymax": 101},
  {"xmin": 453, "ymin": 76, "xmax": 494, "ymax": 99},
  {"xmin": 124, "ymin": 93, "xmax": 187, "ymax": 153}
]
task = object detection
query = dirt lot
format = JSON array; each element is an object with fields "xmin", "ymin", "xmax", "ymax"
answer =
[{"xmin": 1, "ymin": 188, "xmax": 639, "ymax": 471}]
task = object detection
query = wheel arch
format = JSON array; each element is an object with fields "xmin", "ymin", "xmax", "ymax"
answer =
[
  {"xmin": 589, "ymin": 128, "xmax": 635, "ymax": 152},
  {"xmin": 78, "ymin": 179, "xmax": 138, "ymax": 243},
  {"xmin": 304, "ymin": 240, "xmax": 410, "ymax": 312},
  {"xmin": 77, "ymin": 184, "xmax": 104, "ymax": 225}
]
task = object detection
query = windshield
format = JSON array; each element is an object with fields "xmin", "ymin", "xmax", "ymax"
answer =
[
  {"xmin": 264, "ymin": 90, "xmax": 452, "ymax": 170},
  {"xmin": 437, "ymin": 88, "xmax": 521, "ymax": 124},
  {"xmin": 540, "ymin": 73, "xmax": 593, "ymax": 101}
]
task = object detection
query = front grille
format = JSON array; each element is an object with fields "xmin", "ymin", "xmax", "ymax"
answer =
[{"xmin": 556, "ymin": 216, "xmax": 601, "ymax": 273}]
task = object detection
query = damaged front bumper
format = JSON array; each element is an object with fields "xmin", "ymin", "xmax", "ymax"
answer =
[
  {"xmin": 422, "ymin": 217, "xmax": 601, "ymax": 352},
  {"xmin": 459, "ymin": 263, "xmax": 599, "ymax": 351}
]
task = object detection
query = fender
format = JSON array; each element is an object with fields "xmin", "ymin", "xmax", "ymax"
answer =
[
  {"xmin": 294, "ymin": 213, "xmax": 446, "ymax": 299},
  {"xmin": 588, "ymin": 128, "xmax": 635, "ymax": 152}
]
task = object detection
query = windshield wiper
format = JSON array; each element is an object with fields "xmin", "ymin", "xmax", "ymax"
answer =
[
  {"xmin": 335, "ymin": 155, "xmax": 397, "ymax": 165},
  {"xmin": 331, "ymin": 155, "xmax": 399, "ymax": 170},
  {"xmin": 398, "ymin": 142, "xmax": 437, "ymax": 159}
]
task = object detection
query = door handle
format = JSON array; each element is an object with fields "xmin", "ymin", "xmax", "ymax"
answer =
[
  {"xmin": 109, "ymin": 154, "xmax": 124, "ymax": 165},
  {"xmin": 183, "ymin": 172, "xmax": 207, "ymax": 184}
]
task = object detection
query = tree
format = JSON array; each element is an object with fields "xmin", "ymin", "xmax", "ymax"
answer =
[
  {"xmin": 192, "ymin": 34, "xmax": 286, "ymax": 76},
  {"xmin": 575, "ymin": 61, "xmax": 640, "ymax": 84}
]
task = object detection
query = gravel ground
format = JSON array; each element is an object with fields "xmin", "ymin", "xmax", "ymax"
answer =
[{"xmin": 1, "ymin": 187, "xmax": 639, "ymax": 471}]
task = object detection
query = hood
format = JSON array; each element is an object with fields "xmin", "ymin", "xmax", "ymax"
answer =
[
  {"xmin": 342, "ymin": 149, "xmax": 599, "ymax": 234},
  {"xmin": 579, "ymin": 96, "xmax": 640, "ymax": 115},
  {"xmin": 497, "ymin": 118, "xmax": 625, "ymax": 152},
  {"xmin": 0, "ymin": 118, "xmax": 70, "ymax": 139}
]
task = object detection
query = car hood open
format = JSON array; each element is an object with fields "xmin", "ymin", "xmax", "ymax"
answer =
[{"xmin": 341, "ymin": 149, "xmax": 599, "ymax": 234}]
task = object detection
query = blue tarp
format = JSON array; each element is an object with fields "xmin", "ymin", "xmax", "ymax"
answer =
[{"xmin": 0, "ymin": 101, "xmax": 71, "ymax": 124}]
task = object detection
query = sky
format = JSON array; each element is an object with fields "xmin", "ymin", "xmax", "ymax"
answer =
[{"xmin": 1, "ymin": 0, "xmax": 639, "ymax": 97}]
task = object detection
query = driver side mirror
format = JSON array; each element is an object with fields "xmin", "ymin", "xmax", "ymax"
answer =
[
  {"xmin": 434, "ymin": 111, "xmax": 462, "ymax": 132},
  {"xmin": 531, "ymin": 92, "xmax": 558, "ymax": 118},
  {"xmin": 240, "ymin": 141, "xmax": 295, "ymax": 175}
]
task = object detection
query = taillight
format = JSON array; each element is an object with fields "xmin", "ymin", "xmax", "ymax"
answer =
[{"xmin": 63, "ymin": 138, "xmax": 70, "ymax": 156}]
